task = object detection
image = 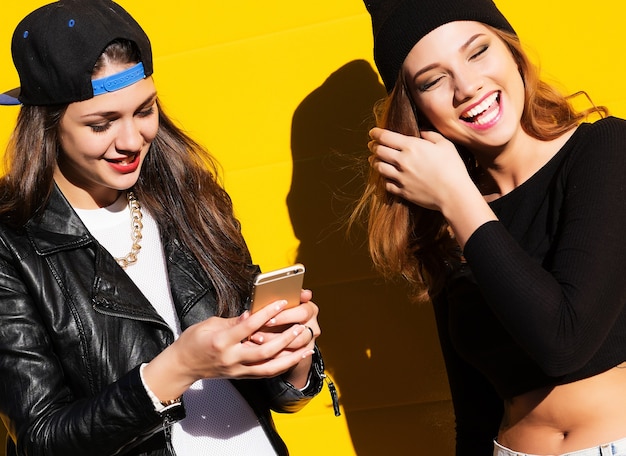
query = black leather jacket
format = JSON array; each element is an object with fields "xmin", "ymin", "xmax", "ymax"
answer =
[{"xmin": 0, "ymin": 187, "xmax": 324, "ymax": 456}]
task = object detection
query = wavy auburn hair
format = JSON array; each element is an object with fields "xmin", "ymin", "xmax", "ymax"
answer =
[{"xmin": 352, "ymin": 26, "xmax": 607, "ymax": 300}]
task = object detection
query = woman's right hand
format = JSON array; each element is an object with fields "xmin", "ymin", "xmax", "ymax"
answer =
[
  {"xmin": 369, "ymin": 127, "xmax": 497, "ymax": 247},
  {"xmin": 142, "ymin": 300, "xmax": 313, "ymax": 403},
  {"xmin": 369, "ymin": 127, "xmax": 472, "ymax": 211}
]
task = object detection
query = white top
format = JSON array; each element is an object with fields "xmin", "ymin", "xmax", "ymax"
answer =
[{"xmin": 75, "ymin": 194, "xmax": 276, "ymax": 455}]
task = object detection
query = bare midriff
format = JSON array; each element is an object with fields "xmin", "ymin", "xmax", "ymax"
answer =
[{"xmin": 497, "ymin": 363, "xmax": 626, "ymax": 455}]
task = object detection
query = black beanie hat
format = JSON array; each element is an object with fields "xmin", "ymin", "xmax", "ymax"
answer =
[
  {"xmin": 364, "ymin": 0, "xmax": 516, "ymax": 92},
  {"xmin": 0, "ymin": 0, "xmax": 153, "ymax": 106}
]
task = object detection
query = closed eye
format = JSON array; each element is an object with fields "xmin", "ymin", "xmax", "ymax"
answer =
[
  {"xmin": 90, "ymin": 122, "xmax": 112, "ymax": 133},
  {"xmin": 470, "ymin": 44, "xmax": 489, "ymax": 60},
  {"xmin": 418, "ymin": 75, "xmax": 444, "ymax": 92},
  {"xmin": 136, "ymin": 106, "xmax": 155, "ymax": 118}
]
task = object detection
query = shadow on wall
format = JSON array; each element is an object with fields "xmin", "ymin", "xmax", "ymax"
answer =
[
  {"xmin": 287, "ymin": 59, "xmax": 456, "ymax": 455},
  {"xmin": 0, "ymin": 61, "xmax": 454, "ymax": 456}
]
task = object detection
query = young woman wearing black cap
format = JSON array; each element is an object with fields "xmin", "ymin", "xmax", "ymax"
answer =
[
  {"xmin": 354, "ymin": 0, "xmax": 626, "ymax": 455},
  {"xmin": 0, "ymin": 1, "xmax": 326, "ymax": 455}
]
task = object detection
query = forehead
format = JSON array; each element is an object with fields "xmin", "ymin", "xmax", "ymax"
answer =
[
  {"xmin": 404, "ymin": 21, "xmax": 494, "ymax": 64},
  {"xmin": 64, "ymin": 76, "xmax": 156, "ymax": 117}
]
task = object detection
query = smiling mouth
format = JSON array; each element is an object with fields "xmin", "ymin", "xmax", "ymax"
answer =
[
  {"xmin": 106, "ymin": 154, "xmax": 138, "ymax": 166},
  {"xmin": 460, "ymin": 92, "xmax": 501, "ymax": 126}
]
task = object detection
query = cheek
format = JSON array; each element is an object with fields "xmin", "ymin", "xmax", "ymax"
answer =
[
  {"xmin": 143, "ymin": 118, "xmax": 159, "ymax": 143},
  {"xmin": 415, "ymin": 95, "xmax": 450, "ymax": 130},
  {"xmin": 58, "ymin": 130, "xmax": 82, "ymax": 158},
  {"xmin": 512, "ymin": 72, "xmax": 526, "ymax": 104},
  {"xmin": 60, "ymin": 130, "xmax": 110, "ymax": 161}
]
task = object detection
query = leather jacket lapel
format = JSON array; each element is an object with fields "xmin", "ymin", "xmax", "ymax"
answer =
[
  {"xmin": 92, "ymin": 247, "xmax": 168, "ymax": 327},
  {"xmin": 26, "ymin": 186, "xmax": 93, "ymax": 254},
  {"xmin": 26, "ymin": 187, "xmax": 168, "ymax": 326},
  {"xmin": 165, "ymin": 238, "xmax": 219, "ymax": 328},
  {"xmin": 26, "ymin": 186, "xmax": 216, "ymax": 328}
]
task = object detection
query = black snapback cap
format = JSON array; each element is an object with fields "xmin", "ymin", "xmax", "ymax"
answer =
[{"xmin": 0, "ymin": 0, "xmax": 153, "ymax": 106}]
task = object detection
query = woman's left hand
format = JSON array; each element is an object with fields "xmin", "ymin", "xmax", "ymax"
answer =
[{"xmin": 241, "ymin": 289, "xmax": 319, "ymax": 388}]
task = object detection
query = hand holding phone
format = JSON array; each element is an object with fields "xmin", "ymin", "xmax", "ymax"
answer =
[{"xmin": 250, "ymin": 264, "xmax": 305, "ymax": 314}]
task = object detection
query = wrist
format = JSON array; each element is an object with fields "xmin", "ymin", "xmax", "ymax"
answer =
[
  {"xmin": 139, "ymin": 363, "xmax": 183, "ymax": 411},
  {"xmin": 282, "ymin": 355, "xmax": 313, "ymax": 389},
  {"xmin": 441, "ymin": 188, "xmax": 497, "ymax": 248},
  {"xmin": 142, "ymin": 345, "xmax": 196, "ymax": 403}
]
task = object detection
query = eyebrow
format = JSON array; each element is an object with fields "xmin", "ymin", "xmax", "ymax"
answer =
[
  {"xmin": 410, "ymin": 33, "xmax": 487, "ymax": 80},
  {"xmin": 80, "ymin": 92, "xmax": 158, "ymax": 118}
]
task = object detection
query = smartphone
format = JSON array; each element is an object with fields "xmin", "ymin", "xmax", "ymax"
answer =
[{"xmin": 250, "ymin": 263, "xmax": 305, "ymax": 313}]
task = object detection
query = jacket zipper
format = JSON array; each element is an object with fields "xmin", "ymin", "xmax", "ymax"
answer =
[
  {"xmin": 92, "ymin": 304, "xmax": 173, "ymax": 332},
  {"xmin": 94, "ymin": 304, "xmax": 179, "ymax": 454},
  {"xmin": 314, "ymin": 361, "xmax": 341, "ymax": 416},
  {"xmin": 163, "ymin": 415, "xmax": 178, "ymax": 456}
]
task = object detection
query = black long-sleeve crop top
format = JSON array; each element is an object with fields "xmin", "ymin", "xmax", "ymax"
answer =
[
  {"xmin": 431, "ymin": 117, "xmax": 626, "ymax": 453},
  {"xmin": 432, "ymin": 117, "xmax": 626, "ymax": 456}
]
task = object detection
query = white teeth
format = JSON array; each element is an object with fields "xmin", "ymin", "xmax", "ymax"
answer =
[
  {"xmin": 116, "ymin": 156, "xmax": 134, "ymax": 165},
  {"xmin": 473, "ymin": 105, "xmax": 499, "ymax": 125},
  {"xmin": 463, "ymin": 92, "xmax": 499, "ymax": 119}
]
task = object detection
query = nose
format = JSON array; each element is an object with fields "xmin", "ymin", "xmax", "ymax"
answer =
[
  {"xmin": 115, "ymin": 118, "xmax": 144, "ymax": 153},
  {"xmin": 453, "ymin": 69, "xmax": 483, "ymax": 105}
]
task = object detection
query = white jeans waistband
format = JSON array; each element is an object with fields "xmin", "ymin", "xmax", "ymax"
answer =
[{"xmin": 493, "ymin": 437, "xmax": 626, "ymax": 456}]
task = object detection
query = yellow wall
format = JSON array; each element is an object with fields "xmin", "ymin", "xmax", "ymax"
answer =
[{"xmin": 0, "ymin": 1, "xmax": 625, "ymax": 455}]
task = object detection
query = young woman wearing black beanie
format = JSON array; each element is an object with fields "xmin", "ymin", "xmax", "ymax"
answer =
[{"xmin": 354, "ymin": 0, "xmax": 626, "ymax": 455}]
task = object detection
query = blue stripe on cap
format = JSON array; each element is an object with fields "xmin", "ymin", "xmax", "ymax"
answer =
[
  {"xmin": 0, "ymin": 93, "xmax": 21, "ymax": 105},
  {"xmin": 91, "ymin": 62, "xmax": 146, "ymax": 96}
]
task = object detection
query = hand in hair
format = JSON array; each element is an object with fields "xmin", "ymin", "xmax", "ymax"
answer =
[{"xmin": 368, "ymin": 127, "xmax": 497, "ymax": 247}]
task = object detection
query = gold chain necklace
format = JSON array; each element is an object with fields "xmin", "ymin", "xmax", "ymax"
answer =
[{"xmin": 115, "ymin": 191, "xmax": 143, "ymax": 269}]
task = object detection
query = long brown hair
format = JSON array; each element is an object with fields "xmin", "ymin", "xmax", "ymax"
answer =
[
  {"xmin": 0, "ymin": 40, "xmax": 256, "ymax": 316},
  {"xmin": 352, "ymin": 27, "xmax": 608, "ymax": 300}
]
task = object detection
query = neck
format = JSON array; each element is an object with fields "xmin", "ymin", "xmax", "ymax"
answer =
[
  {"xmin": 473, "ymin": 129, "xmax": 576, "ymax": 198},
  {"xmin": 53, "ymin": 176, "xmax": 124, "ymax": 209}
]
